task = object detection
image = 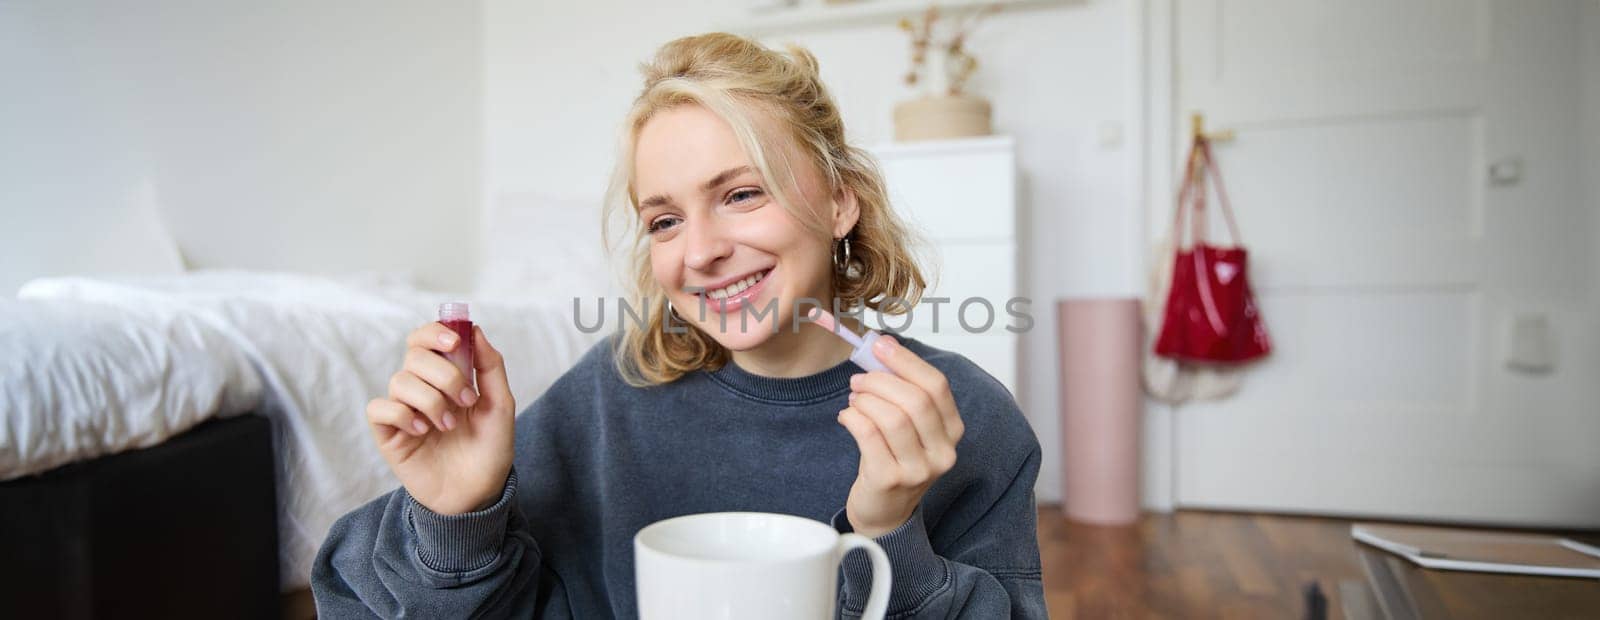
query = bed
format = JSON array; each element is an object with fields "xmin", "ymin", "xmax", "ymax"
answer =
[
  {"xmin": 1, "ymin": 413, "xmax": 279, "ymax": 618},
  {"xmin": 0, "ymin": 266, "xmax": 605, "ymax": 615}
]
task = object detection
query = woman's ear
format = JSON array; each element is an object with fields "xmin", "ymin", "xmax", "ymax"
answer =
[{"xmin": 831, "ymin": 187, "xmax": 861, "ymax": 238}]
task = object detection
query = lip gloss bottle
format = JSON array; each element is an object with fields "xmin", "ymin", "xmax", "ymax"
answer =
[{"xmin": 438, "ymin": 301, "xmax": 476, "ymax": 391}]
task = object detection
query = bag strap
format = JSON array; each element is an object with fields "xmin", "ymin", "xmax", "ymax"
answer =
[
  {"xmin": 1171, "ymin": 136, "xmax": 1244, "ymax": 250},
  {"xmin": 1172, "ymin": 140, "xmax": 1202, "ymax": 249},
  {"xmin": 1199, "ymin": 138, "xmax": 1244, "ymax": 246},
  {"xmin": 1170, "ymin": 136, "xmax": 1231, "ymax": 336}
]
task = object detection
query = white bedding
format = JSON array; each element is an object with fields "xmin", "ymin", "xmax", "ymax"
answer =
[
  {"xmin": 9, "ymin": 271, "xmax": 601, "ymax": 589},
  {"xmin": 0, "ymin": 288, "xmax": 262, "ymax": 480}
]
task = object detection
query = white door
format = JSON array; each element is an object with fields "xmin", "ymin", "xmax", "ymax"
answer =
[{"xmin": 1161, "ymin": 0, "xmax": 1599, "ymax": 527}]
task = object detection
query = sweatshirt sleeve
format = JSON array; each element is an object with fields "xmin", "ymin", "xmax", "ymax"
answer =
[
  {"xmin": 311, "ymin": 470, "xmax": 573, "ymax": 619},
  {"xmin": 830, "ymin": 445, "xmax": 1046, "ymax": 619}
]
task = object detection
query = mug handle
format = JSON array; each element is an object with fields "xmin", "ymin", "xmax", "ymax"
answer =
[{"xmin": 836, "ymin": 533, "xmax": 892, "ymax": 620}]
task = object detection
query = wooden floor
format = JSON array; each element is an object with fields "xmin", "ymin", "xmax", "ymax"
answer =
[
  {"xmin": 1037, "ymin": 505, "xmax": 1600, "ymax": 619},
  {"xmin": 1039, "ymin": 506, "xmax": 1369, "ymax": 619}
]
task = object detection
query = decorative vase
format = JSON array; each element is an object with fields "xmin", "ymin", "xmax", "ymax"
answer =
[{"xmin": 892, "ymin": 94, "xmax": 992, "ymax": 142}]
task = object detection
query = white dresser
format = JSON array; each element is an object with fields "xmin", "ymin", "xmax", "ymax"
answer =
[{"xmin": 868, "ymin": 136, "xmax": 1019, "ymax": 395}]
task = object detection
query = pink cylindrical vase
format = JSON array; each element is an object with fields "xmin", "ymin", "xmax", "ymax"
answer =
[{"xmin": 1057, "ymin": 298, "xmax": 1142, "ymax": 525}]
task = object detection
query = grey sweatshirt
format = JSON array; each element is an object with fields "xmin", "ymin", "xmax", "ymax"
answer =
[{"xmin": 312, "ymin": 334, "xmax": 1045, "ymax": 618}]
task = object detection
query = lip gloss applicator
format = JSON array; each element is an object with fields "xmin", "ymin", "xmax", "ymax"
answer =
[{"xmin": 806, "ymin": 307, "xmax": 892, "ymax": 374}]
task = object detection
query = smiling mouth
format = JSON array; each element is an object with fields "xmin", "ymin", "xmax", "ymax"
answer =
[
  {"xmin": 698, "ymin": 269, "xmax": 770, "ymax": 300},
  {"xmin": 690, "ymin": 268, "xmax": 774, "ymax": 314}
]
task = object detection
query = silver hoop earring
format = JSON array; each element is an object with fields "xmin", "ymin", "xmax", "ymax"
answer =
[{"xmin": 832, "ymin": 237, "xmax": 852, "ymax": 276}]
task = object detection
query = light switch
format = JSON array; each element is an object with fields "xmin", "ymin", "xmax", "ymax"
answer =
[
  {"xmin": 1506, "ymin": 313, "xmax": 1554, "ymax": 373},
  {"xmin": 1488, "ymin": 157, "xmax": 1523, "ymax": 186},
  {"xmin": 1097, "ymin": 121, "xmax": 1124, "ymax": 148}
]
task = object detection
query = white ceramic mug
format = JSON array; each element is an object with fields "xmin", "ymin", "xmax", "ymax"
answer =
[{"xmin": 634, "ymin": 512, "xmax": 891, "ymax": 620}]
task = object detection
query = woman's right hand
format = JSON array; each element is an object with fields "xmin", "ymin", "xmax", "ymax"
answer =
[{"xmin": 366, "ymin": 322, "xmax": 516, "ymax": 515}]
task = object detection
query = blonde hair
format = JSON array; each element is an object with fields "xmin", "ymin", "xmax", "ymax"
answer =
[{"xmin": 604, "ymin": 33, "xmax": 927, "ymax": 386}]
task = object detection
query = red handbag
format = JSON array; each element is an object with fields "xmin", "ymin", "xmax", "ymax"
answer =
[{"xmin": 1153, "ymin": 137, "xmax": 1272, "ymax": 363}]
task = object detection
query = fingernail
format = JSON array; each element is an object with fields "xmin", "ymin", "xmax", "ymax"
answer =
[
  {"xmin": 460, "ymin": 388, "xmax": 477, "ymax": 406},
  {"xmin": 874, "ymin": 335, "xmax": 895, "ymax": 355},
  {"xmin": 848, "ymin": 392, "xmax": 857, "ymax": 404},
  {"xmin": 442, "ymin": 412, "xmax": 456, "ymax": 430},
  {"xmin": 411, "ymin": 419, "xmax": 428, "ymax": 435},
  {"xmin": 439, "ymin": 332, "xmax": 457, "ymax": 347}
]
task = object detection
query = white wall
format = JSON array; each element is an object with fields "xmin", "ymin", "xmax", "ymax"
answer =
[
  {"xmin": 0, "ymin": 1, "xmax": 482, "ymax": 294},
  {"xmin": 483, "ymin": 0, "xmax": 1145, "ymax": 503},
  {"xmin": 1586, "ymin": 1, "xmax": 1600, "ymax": 297}
]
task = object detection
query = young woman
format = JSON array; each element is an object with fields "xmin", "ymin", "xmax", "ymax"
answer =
[{"xmin": 313, "ymin": 33, "xmax": 1044, "ymax": 618}]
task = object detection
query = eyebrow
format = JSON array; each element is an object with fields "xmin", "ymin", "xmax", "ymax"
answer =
[{"xmin": 638, "ymin": 166, "xmax": 755, "ymax": 210}]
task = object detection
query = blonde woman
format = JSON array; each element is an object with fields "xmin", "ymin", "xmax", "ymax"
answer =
[{"xmin": 314, "ymin": 33, "xmax": 1044, "ymax": 618}]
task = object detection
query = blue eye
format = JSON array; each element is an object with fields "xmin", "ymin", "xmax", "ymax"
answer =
[
  {"xmin": 728, "ymin": 188, "xmax": 764, "ymax": 204},
  {"xmin": 648, "ymin": 216, "xmax": 681, "ymax": 233}
]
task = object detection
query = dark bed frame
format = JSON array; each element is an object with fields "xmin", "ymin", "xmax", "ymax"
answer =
[{"xmin": 0, "ymin": 414, "xmax": 281, "ymax": 619}]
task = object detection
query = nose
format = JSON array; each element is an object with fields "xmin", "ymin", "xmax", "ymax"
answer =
[{"xmin": 681, "ymin": 215, "xmax": 733, "ymax": 273}]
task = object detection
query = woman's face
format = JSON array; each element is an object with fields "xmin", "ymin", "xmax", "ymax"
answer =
[{"xmin": 633, "ymin": 104, "xmax": 855, "ymax": 351}]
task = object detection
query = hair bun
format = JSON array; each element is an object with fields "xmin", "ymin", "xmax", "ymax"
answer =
[
  {"xmin": 784, "ymin": 45, "xmax": 821, "ymax": 79},
  {"xmin": 641, "ymin": 32, "xmax": 752, "ymax": 85},
  {"xmin": 640, "ymin": 33, "xmax": 825, "ymax": 88}
]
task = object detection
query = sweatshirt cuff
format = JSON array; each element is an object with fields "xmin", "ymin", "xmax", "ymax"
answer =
[
  {"xmin": 830, "ymin": 506, "xmax": 950, "ymax": 616},
  {"xmin": 405, "ymin": 470, "xmax": 518, "ymax": 574}
]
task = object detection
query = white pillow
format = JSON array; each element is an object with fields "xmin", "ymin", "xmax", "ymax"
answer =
[{"xmin": 2, "ymin": 178, "xmax": 186, "ymax": 296}]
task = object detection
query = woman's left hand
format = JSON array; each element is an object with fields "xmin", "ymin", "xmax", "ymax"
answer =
[{"xmin": 837, "ymin": 335, "xmax": 966, "ymax": 538}]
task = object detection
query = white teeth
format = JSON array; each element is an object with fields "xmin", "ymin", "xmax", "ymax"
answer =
[{"xmin": 702, "ymin": 270, "xmax": 769, "ymax": 301}]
